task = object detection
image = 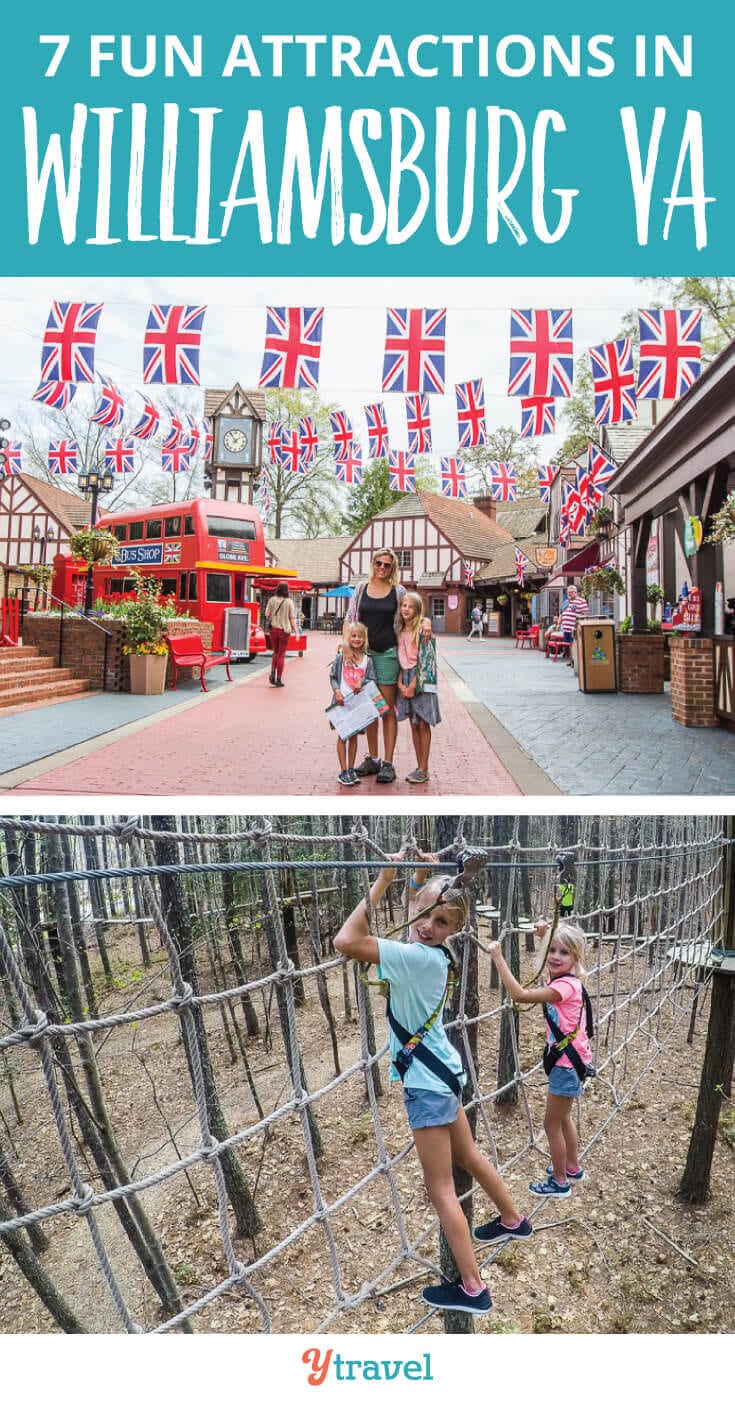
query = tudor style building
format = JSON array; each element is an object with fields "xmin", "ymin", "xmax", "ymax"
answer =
[
  {"xmin": 0, "ymin": 475, "xmax": 90, "ymax": 598},
  {"xmin": 339, "ymin": 491, "xmax": 520, "ymax": 634}
]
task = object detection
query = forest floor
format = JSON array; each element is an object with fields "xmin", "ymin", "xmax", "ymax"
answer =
[{"xmin": 1, "ymin": 922, "xmax": 733, "ymax": 1337}]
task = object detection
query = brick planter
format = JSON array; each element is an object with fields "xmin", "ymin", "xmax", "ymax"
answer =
[
  {"xmin": 616, "ymin": 633, "xmax": 666, "ymax": 693},
  {"xmin": 670, "ymin": 635, "xmax": 717, "ymax": 727},
  {"xmin": 23, "ymin": 614, "xmax": 213, "ymax": 692}
]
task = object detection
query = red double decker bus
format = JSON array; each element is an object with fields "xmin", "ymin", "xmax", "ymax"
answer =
[{"xmin": 51, "ymin": 498, "xmax": 308, "ymax": 659}]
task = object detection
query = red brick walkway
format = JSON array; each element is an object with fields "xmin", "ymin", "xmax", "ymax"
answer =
[{"xmin": 14, "ymin": 633, "xmax": 520, "ymax": 797}]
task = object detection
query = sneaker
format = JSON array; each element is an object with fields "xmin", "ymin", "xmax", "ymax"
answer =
[
  {"xmin": 406, "ymin": 768, "xmax": 428, "ymax": 784},
  {"xmin": 473, "ymin": 1215, "xmax": 533, "ymax": 1245},
  {"xmin": 337, "ymin": 769, "xmax": 356, "ymax": 787},
  {"xmin": 422, "ymin": 1280, "xmax": 492, "ymax": 1315},
  {"xmin": 529, "ymin": 1177, "xmax": 571, "ymax": 1197},
  {"xmin": 375, "ymin": 761, "xmax": 397, "ymax": 784},
  {"xmin": 346, "ymin": 768, "xmax": 362, "ymax": 784},
  {"xmin": 546, "ymin": 1164, "xmax": 585, "ymax": 1182},
  {"xmin": 355, "ymin": 755, "xmax": 382, "ymax": 777}
]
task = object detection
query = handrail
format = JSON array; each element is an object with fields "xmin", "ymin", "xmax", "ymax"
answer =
[{"xmin": 15, "ymin": 589, "xmax": 114, "ymax": 693}]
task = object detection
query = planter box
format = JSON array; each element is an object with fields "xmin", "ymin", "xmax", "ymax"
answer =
[
  {"xmin": 670, "ymin": 636, "xmax": 717, "ymax": 727},
  {"xmin": 616, "ymin": 633, "xmax": 666, "ymax": 693},
  {"xmin": 128, "ymin": 653, "xmax": 167, "ymax": 695}
]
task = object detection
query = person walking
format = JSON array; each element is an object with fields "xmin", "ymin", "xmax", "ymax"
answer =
[
  {"xmin": 346, "ymin": 549, "xmax": 430, "ymax": 785},
  {"xmin": 265, "ymin": 582, "xmax": 299, "ymax": 688},
  {"xmin": 468, "ymin": 604, "xmax": 483, "ymax": 639},
  {"xmin": 559, "ymin": 585, "xmax": 588, "ymax": 667}
]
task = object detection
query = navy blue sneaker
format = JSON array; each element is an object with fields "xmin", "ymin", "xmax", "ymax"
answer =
[
  {"xmin": 529, "ymin": 1177, "xmax": 571, "ymax": 1197},
  {"xmin": 546, "ymin": 1163, "xmax": 585, "ymax": 1182},
  {"xmin": 473, "ymin": 1214, "xmax": 533, "ymax": 1245},
  {"xmin": 422, "ymin": 1280, "xmax": 492, "ymax": 1314}
]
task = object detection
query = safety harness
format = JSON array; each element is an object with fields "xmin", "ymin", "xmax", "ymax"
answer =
[
  {"xmin": 542, "ymin": 977, "xmax": 595, "ymax": 1083},
  {"xmin": 386, "ymin": 945, "xmax": 462, "ymax": 1095}
]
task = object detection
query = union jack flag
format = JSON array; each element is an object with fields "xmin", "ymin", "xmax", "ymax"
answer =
[
  {"xmin": 590, "ymin": 339, "xmax": 637, "ymax": 425},
  {"xmin": 130, "ymin": 394, "xmax": 160, "ymax": 441},
  {"xmin": 298, "ymin": 416, "xmax": 319, "ymax": 466},
  {"xmin": 562, "ymin": 480, "xmax": 587, "ymax": 535},
  {"xmin": 32, "ymin": 380, "xmax": 78, "ymax": 409},
  {"xmin": 440, "ymin": 457, "xmax": 467, "ymax": 499},
  {"xmin": 267, "ymin": 421, "xmax": 285, "ymax": 468},
  {"xmin": 143, "ymin": 304, "xmax": 206, "ymax": 385},
  {"xmin": 41, "ymin": 301, "xmax": 103, "ymax": 383},
  {"xmin": 104, "ymin": 438, "xmax": 135, "ymax": 474},
  {"xmin": 508, "ymin": 309, "xmax": 574, "ymax": 398},
  {"xmin": 559, "ymin": 515, "xmax": 571, "ymax": 549},
  {"xmin": 280, "ymin": 428, "xmax": 308, "ymax": 474},
  {"xmin": 2, "ymin": 443, "xmax": 23, "ymax": 476},
  {"xmin": 455, "ymin": 378, "xmax": 487, "ymax": 448},
  {"xmin": 48, "ymin": 440, "xmax": 78, "ymax": 475},
  {"xmin": 405, "ymin": 393, "xmax": 432, "ymax": 454},
  {"xmin": 162, "ymin": 409, "xmax": 185, "ymax": 451},
  {"xmin": 515, "ymin": 547, "xmax": 531, "ymax": 586},
  {"xmin": 637, "ymin": 308, "xmax": 702, "ymax": 400},
  {"xmin": 520, "ymin": 397, "xmax": 556, "ymax": 438},
  {"xmin": 329, "ymin": 409, "xmax": 354, "ymax": 462},
  {"xmin": 575, "ymin": 458, "xmax": 593, "ymax": 520},
  {"xmin": 382, "ymin": 308, "xmax": 446, "ymax": 394},
  {"xmin": 184, "ymin": 414, "xmax": 201, "ymax": 455},
  {"xmin": 90, "ymin": 375, "xmax": 125, "ymax": 429},
  {"xmin": 538, "ymin": 464, "xmax": 556, "ymax": 503},
  {"xmin": 587, "ymin": 443, "xmax": 617, "ymax": 502},
  {"xmin": 364, "ymin": 402, "xmax": 390, "ymax": 459},
  {"xmin": 164, "ymin": 542, "xmax": 182, "ymax": 563},
  {"xmin": 388, "ymin": 450, "xmax": 416, "ymax": 493},
  {"xmin": 463, "ymin": 562, "xmax": 475, "ymax": 587},
  {"xmin": 258, "ymin": 306, "xmax": 324, "ymax": 390},
  {"xmin": 162, "ymin": 444, "xmax": 190, "ymax": 473},
  {"xmin": 489, "ymin": 462, "xmax": 518, "ymax": 501},
  {"xmin": 335, "ymin": 444, "xmax": 363, "ymax": 486},
  {"xmin": 202, "ymin": 418, "xmax": 213, "ymax": 462}
]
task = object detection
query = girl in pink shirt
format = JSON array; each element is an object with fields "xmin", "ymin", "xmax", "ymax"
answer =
[
  {"xmin": 488, "ymin": 919, "xmax": 593, "ymax": 1197},
  {"xmin": 396, "ymin": 592, "xmax": 441, "ymax": 785}
]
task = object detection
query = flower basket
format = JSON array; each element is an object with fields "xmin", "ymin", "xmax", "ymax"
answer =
[
  {"xmin": 68, "ymin": 527, "xmax": 120, "ymax": 566},
  {"xmin": 705, "ymin": 491, "xmax": 735, "ymax": 545},
  {"xmin": 579, "ymin": 565, "xmax": 626, "ymax": 598}
]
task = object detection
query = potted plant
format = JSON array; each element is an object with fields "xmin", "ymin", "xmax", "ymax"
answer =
[
  {"xmin": 117, "ymin": 572, "xmax": 175, "ymax": 694},
  {"xmin": 496, "ymin": 593, "xmax": 509, "ymax": 606},
  {"xmin": 68, "ymin": 527, "xmax": 120, "ymax": 566},
  {"xmin": 579, "ymin": 565, "xmax": 626, "ymax": 598},
  {"xmin": 705, "ymin": 490, "xmax": 735, "ymax": 545},
  {"xmin": 588, "ymin": 505, "xmax": 615, "ymax": 537}
]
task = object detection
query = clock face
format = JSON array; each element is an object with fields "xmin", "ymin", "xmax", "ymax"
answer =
[{"xmin": 223, "ymin": 427, "xmax": 248, "ymax": 454}]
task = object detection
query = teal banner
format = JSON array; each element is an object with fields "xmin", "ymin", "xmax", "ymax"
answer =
[{"xmin": 2, "ymin": 0, "xmax": 732, "ymax": 274}]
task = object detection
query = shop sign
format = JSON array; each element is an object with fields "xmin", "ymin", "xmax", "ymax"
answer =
[
  {"xmin": 535, "ymin": 547, "xmax": 557, "ymax": 568},
  {"xmin": 447, "ymin": 594, "xmax": 458, "ymax": 611},
  {"xmin": 684, "ymin": 517, "xmax": 702, "ymax": 557}
]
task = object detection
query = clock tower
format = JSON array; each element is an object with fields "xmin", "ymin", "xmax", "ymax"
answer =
[{"xmin": 203, "ymin": 384, "xmax": 266, "ymax": 503}]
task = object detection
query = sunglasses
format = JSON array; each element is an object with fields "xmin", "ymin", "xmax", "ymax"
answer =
[{"xmin": 374, "ymin": 559, "xmax": 392, "ymax": 568}]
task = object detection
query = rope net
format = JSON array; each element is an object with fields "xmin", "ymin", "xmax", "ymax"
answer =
[{"xmin": 0, "ymin": 813, "xmax": 725, "ymax": 1334}]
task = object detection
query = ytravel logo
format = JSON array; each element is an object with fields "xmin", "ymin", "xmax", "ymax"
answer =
[{"xmin": 301, "ymin": 1348, "xmax": 435, "ymax": 1386}]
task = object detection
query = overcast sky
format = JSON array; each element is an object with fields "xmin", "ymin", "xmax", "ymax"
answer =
[{"xmin": 0, "ymin": 275, "xmax": 644, "ymax": 463}]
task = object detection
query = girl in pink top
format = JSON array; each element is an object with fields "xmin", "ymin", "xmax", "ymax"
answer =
[
  {"xmin": 396, "ymin": 592, "xmax": 441, "ymax": 785},
  {"xmin": 488, "ymin": 919, "xmax": 593, "ymax": 1197}
]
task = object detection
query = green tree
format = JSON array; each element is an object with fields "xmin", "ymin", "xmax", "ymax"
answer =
[
  {"xmin": 340, "ymin": 456, "xmax": 438, "ymax": 534},
  {"xmin": 263, "ymin": 388, "xmax": 344, "ymax": 537},
  {"xmin": 462, "ymin": 427, "xmax": 542, "ymax": 497}
]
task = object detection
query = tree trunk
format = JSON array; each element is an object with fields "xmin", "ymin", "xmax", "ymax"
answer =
[
  {"xmin": 0, "ymin": 1191, "xmax": 85, "ymax": 1333},
  {"xmin": 677, "ymin": 969, "xmax": 735, "ymax": 1202}
]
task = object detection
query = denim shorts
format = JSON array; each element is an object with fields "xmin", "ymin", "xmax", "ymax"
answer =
[
  {"xmin": 548, "ymin": 1065, "xmax": 584, "ymax": 1099},
  {"xmin": 403, "ymin": 1087, "xmax": 461, "ymax": 1129}
]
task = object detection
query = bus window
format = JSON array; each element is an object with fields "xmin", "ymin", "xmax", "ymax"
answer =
[
  {"xmin": 206, "ymin": 516, "xmax": 256, "ymax": 541},
  {"xmin": 234, "ymin": 575, "xmax": 243, "ymax": 604},
  {"xmin": 113, "ymin": 524, "xmax": 127, "ymax": 542},
  {"xmin": 129, "ymin": 521, "xmax": 144, "ymax": 541},
  {"xmin": 184, "ymin": 515, "xmax": 195, "ymax": 535},
  {"xmin": 188, "ymin": 572, "xmax": 197, "ymax": 601},
  {"xmin": 206, "ymin": 573, "xmax": 231, "ymax": 604},
  {"xmin": 164, "ymin": 516, "xmax": 182, "ymax": 537},
  {"xmin": 109, "ymin": 578, "xmax": 127, "ymax": 594},
  {"xmin": 146, "ymin": 519, "xmax": 162, "ymax": 539},
  {"xmin": 179, "ymin": 574, "xmax": 188, "ymax": 601},
  {"xmin": 160, "ymin": 577, "xmax": 177, "ymax": 597}
]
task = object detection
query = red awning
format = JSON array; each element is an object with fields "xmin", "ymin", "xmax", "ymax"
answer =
[
  {"xmin": 561, "ymin": 540, "xmax": 599, "ymax": 576},
  {"xmin": 254, "ymin": 577, "xmax": 312, "ymax": 591}
]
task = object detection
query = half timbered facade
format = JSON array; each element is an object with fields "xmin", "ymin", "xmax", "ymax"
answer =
[{"xmin": 0, "ymin": 475, "xmax": 90, "ymax": 597}]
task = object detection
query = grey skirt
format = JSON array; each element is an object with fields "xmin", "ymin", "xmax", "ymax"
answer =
[{"xmin": 395, "ymin": 666, "xmax": 441, "ymax": 726}]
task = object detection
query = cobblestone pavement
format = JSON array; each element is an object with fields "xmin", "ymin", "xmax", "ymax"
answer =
[
  {"xmin": 439, "ymin": 634, "xmax": 735, "ymax": 795},
  {"xmin": 4, "ymin": 633, "xmax": 522, "ymax": 798}
]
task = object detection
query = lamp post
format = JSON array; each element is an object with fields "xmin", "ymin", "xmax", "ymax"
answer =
[
  {"xmin": 77, "ymin": 465, "xmax": 114, "ymax": 615},
  {"xmin": 0, "ymin": 416, "xmax": 10, "ymax": 471}
]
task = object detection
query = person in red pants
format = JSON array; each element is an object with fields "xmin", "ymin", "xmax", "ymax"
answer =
[{"xmin": 265, "ymin": 583, "xmax": 299, "ymax": 687}]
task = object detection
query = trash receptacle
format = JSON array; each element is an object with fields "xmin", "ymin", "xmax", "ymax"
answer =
[{"xmin": 577, "ymin": 620, "xmax": 617, "ymax": 693}]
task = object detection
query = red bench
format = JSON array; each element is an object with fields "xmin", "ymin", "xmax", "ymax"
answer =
[
  {"xmin": 546, "ymin": 635, "xmax": 571, "ymax": 662},
  {"xmin": 515, "ymin": 625, "xmax": 539, "ymax": 649},
  {"xmin": 167, "ymin": 634, "xmax": 233, "ymax": 692}
]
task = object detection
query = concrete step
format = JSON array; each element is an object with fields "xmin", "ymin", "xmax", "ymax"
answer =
[
  {"xmin": 0, "ymin": 665, "xmax": 80, "ymax": 693},
  {"xmin": 0, "ymin": 677, "xmax": 90, "ymax": 709}
]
